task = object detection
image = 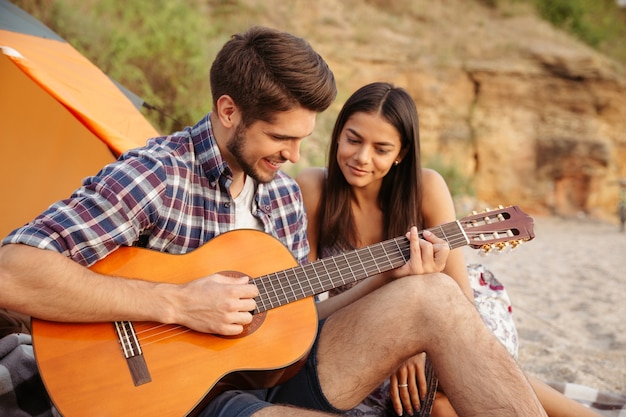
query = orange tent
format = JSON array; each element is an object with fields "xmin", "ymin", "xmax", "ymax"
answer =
[{"xmin": 0, "ymin": 0, "xmax": 159, "ymax": 238}]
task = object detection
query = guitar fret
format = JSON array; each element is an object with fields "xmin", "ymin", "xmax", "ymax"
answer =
[
  {"xmin": 318, "ymin": 258, "xmax": 333, "ymax": 292},
  {"xmin": 272, "ymin": 271, "xmax": 287, "ymax": 307},
  {"xmin": 420, "ymin": 221, "xmax": 468, "ymax": 250},
  {"xmin": 364, "ymin": 246, "xmax": 380, "ymax": 275},
  {"xmin": 297, "ymin": 265, "xmax": 313, "ymax": 299},
  {"xmin": 297, "ymin": 264, "xmax": 315, "ymax": 301},
  {"xmin": 255, "ymin": 275, "xmax": 272, "ymax": 312},
  {"xmin": 392, "ymin": 238, "xmax": 409, "ymax": 267},
  {"xmin": 350, "ymin": 249, "xmax": 367, "ymax": 281},
  {"xmin": 342, "ymin": 249, "xmax": 365, "ymax": 283},
  {"xmin": 272, "ymin": 272, "xmax": 285, "ymax": 308},
  {"xmin": 283, "ymin": 270, "xmax": 298, "ymax": 301},
  {"xmin": 334, "ymin": 254, "xmax": 349, "ymax": 288},
  {"xmin": 293, "ymin": 268, "xmax": 307, "ymax": 301},
  {"xmin": 254, "ymin": 216, "xmax": 520, "ymax": 313},
  {"xmin": 438, "ymin": 224, "xmax": 451, "ymax": 246},
  {"xmin": 310, "ymin": 262, "xmax": 326, "ymax": 297},
  {"xmin": 377, "ymin": 242, "xmax": 398, "ymax": 271},
  {"xmin": 327, "ymin": 256, "xmax": 342, "ymax": 290},
  {"xmin": 269, "ymin": 274, "xmax": 281, "ymax": 308}
]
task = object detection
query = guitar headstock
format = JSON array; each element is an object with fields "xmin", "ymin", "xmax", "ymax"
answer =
[{"xmin": 459, "ymin": 205, "xmax": 535, "ymax": 253}]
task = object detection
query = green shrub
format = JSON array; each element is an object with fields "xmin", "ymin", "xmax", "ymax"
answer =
[
  {"xmin": 423, "ymin": 155, "xmax": 475, "ymax": 199},
  {"xmin": 532, "ymin": 0, "xmax": 626, "ymax": 56}
]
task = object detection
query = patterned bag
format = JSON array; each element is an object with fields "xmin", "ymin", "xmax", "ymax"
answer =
[{"xmin": 467, "ymin": 263, "xmax": 519, "ymax": 359}]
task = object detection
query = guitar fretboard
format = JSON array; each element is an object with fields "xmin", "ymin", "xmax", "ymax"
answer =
[{"xmin": 253, "ymin": 221, "xmax": 468, "ymax": 314}]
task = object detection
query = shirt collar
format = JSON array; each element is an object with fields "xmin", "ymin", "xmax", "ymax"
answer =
[
  {"xmin": 190, "ymin": 112, "xmax": 273, "ymax": 217},
  {"xmin": 190, "ymin": 112, "xmax": 233, "ymax": 187}
]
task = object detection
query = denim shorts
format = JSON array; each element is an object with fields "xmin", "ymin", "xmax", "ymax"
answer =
[{"xmin": 198, "ymin": 320, "xmax": 344, "ymax": 417}]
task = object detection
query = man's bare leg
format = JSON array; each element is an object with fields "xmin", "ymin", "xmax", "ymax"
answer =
[
  {"xmin": 315, "ymin": 274, "xmax": 547, "ymax": 417},
  {"xmin": 253, "ymin": 405, "xmax": 337, "ymax": 416}
]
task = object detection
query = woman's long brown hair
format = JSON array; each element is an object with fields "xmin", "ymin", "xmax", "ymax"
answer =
[{"xmin": 318, "ymin": 82, "xmax": 423, "ymax": 253}]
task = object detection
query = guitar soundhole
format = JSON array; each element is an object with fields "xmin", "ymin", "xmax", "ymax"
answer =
[
  {"xmin": 217, "ymin": 270, "xmax": 267, "ymax": 339},
  {"xmin": 218, "ymin": 311, "xmax": 266, "ymax": 339}
]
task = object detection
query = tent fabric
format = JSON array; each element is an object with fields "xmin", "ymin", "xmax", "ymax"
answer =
[
  {"xmin": 0, "ymin": 0, "xmax": 145, "ymax": 109},
  {"xmin": 0, "ymin": 29, "xmax": 157, "ymax": 155},
  {"xmin": 0, "ymin": 0, "xmax": 160, "ymax": 238}
]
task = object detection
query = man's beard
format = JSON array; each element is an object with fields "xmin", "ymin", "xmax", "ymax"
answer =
[{"xmin": 227, "ymin": 123, "xmax": 276, "ymax": 184}]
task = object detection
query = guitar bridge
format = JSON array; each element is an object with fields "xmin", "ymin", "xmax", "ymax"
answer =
[
  {"xmin": 125, "ymin": 353, "xmax": 152, "ymax": 386},
  {"xmin": 114, "ymin": 321, "xmax": 152, "ymax": 386}
]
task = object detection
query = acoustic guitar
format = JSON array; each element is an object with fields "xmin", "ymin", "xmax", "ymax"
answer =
[{"xmin": 32, "ymin": 205, "xmax": 534, "ymax": 417}]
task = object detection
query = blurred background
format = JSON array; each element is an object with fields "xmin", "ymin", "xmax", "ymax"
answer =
[{"xmin": 9, "ymin": 0, "xmax": 626, "ymax": 221}]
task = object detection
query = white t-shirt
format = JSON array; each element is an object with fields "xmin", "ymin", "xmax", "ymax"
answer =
[{"xmin": 234, "ymin": 176, "xmax": 263, "ymax": 231}]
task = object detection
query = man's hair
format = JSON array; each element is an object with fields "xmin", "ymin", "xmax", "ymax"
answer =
[{"xmin": 210, "ymin": 26, "xmax": 337, "ymax": 126}]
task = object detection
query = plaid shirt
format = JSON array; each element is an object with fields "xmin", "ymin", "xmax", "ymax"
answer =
[{"xmin": 2, "ymin": 113, "xmax": 309, "ymax": 266}]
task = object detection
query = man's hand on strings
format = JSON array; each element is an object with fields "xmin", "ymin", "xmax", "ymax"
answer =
[{"xmin": 173, "ymin": 274, "xmax": 258, "ymax": 335}]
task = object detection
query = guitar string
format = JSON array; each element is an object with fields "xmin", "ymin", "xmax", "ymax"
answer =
[
  {"xmin": 137, "ymin": 325, "xmax": 192, "ymax": 346},
  {"xmin": 128, "ymin": 222, "xmax": 517, "ymax": 343},
  {"xmin": 256, "ymin": 237, "xmax": 439, "ymax": 310},
  {"xmin": 261, "ymin": 240, "xmax": 413, "ymax": 308},
  {"xmin": 114, "ymin": 321, "xmax": 133, "ymax": 358},
  {"xmin": 114, "ymin": 321, "xmax": 145, "ymax": 357},
  {"xmin": 256, "ymin": 224, "xmax": 468, "ymax": 309},
  {"xmin": 255, "ymin": 224, "xmax": 518, "ymax": 311},
  {"xmin": 134, "ymin": 322, "xmax": 188, "ymax": 339},
  {"xmin": 259, "ymin": 244, "xmax": 406, "ymax": 309},
  {"xmin": 131, "ymin": 231, "xmax": 456, "ymax": 346},
  {"xmin": 127, "ymin": 236, "xmax": 417, "ymax": 346},
  {"xmin": 258, "ymin": 228, "xmax": 512, "ymax": 305},
  {"xmin": 271, "ymin": 218, "xmax": 518, "ymax": 309}
]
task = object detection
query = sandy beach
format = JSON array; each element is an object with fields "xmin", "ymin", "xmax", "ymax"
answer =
[{"xmin": 463, "ymin": 215, "xmax": 626, "ymax": 396}]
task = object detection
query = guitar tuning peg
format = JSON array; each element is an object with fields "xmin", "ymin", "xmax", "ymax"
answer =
[
  {"xmin": 479, "ymin": 243, "xmax": 494, "ymax": 255},
  {"xmin": 495, "ymin": 242, "xmax": 509, "ymax": 252},
  {"xmin": 508, "ymin": 240, "xmax": 522, "ymax": 249}
]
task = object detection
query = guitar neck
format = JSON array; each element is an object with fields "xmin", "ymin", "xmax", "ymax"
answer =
[{"xmin": 253, "ymin": 221, "xmax": 468, "ymax": 313}]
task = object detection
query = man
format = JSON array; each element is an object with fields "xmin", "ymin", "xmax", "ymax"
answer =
[{"xmin": 0, "ymin": 26, "xmax": 546, "ymax": 416}]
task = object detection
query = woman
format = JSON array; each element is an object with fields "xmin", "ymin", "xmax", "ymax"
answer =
[{"xmin": 297, "ymin": 82, "xmax": 601, "ymax": 417}]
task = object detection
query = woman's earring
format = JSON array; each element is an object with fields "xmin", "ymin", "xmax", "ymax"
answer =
[{"xmin": 394, "ymin": 160, "xmax": 400, "ymax": 166}]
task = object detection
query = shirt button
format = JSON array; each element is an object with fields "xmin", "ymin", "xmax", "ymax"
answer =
[{"xmin": 224, "ymin": 203, "xmax": 230, "ymax": 208}]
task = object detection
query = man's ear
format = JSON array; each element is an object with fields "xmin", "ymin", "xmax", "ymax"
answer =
[{"xmin": 215, "ymin": 95, "xmax": 240, "ymax": 128}]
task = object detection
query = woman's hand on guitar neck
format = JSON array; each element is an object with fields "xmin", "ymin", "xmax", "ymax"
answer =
[
  {"xmin": 390, "ymin": 227, "xmax": 450, "ymax": 279},
  {"xmin": 167, "ymin": 274, "xmax": 259, "ymax": 335}
]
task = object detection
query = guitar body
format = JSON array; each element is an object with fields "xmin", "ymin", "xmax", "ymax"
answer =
[
  {"xmin": 32, "ymin": 230, "xmax": 318, "ymax": 417},
  {"xmin": 32, "ymin": 206, "xmax": 535, "ymax": 417}
]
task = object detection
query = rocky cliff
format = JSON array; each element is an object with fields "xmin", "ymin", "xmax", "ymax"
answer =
[
  {"xmin": 17, "ymin": 0, "xmax": 626, "ymax": 219},
  {"xmin": 258, "ymin": 0, "xmax": 626, "ymax": 220}
]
